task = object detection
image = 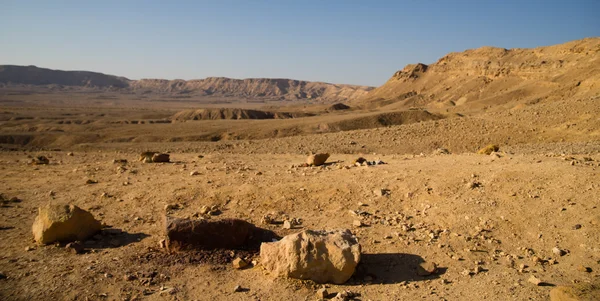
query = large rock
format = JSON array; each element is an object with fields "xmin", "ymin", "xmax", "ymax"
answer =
[
  {"xmin": 32, "ymin": 204, "xmax": 102, "ymax": 244},
  {"xmin": 550, "ymin": 283, "xmax": 600, "ymax": 301},
  {"xmin": 165, "ymin": 216, "xmax": 277, "ymax": 251},
  {"xmin": 260, "ymin": 229, "xmax": 361, "ymax": 284},
  {"xmin": 307, "ymin": 153, "xmax": 330, "ymax": 166}
]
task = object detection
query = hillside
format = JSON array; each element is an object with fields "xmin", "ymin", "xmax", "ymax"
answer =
[
  {"xmin": 360, "ymin": 38, "xmax": 600, "ymax": 112},
  {"xmin": 0, "ymin": 65, "xmax": 373, "ymax": 103}
]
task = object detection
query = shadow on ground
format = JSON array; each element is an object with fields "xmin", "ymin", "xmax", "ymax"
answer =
[
  {"xmin": 83, "ymin": 228, "xmax": 149, "ymax": 250},
  {"xmin": 350, "ymin": 253, "xmax": 446, "ymax": 284}
]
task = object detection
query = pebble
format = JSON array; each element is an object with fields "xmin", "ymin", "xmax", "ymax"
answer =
[
  {"xmin": 352, "ymin": 220, "xmax": 363, "ymax": 228},
  {"xmin": 416, "ymin": 261, "xmax": 437, "ymax": 276},
  {"xmin": 577, "ymin": 265, "xmax": 592, "ymax": 273},
  {"xmin": 552, "ymin": 247, "xmax": 566, "ymax": 256},
  {"xmin": 572, "ymin": 224, "xmax": 582, "ymax": 230},
  {"xmin": 233, "ymin": 285, "xmax": 244, "ymax": 292},
  {"xmin": 190, "ymin": 171, "xmax": 199, "ymax": 176},
  {"xmin": 282, "ymin": 220, "xmax": 292, "ymax": 229},
  {"xmin": 232, "ymin": 257, "xmax": 248, "ymax": 269},
  {"xmin": 528, "ymin": 275, "xmax": 542, "ymax": 286},
  {"xmin": 65, "ymin": 242, "xmax": 84, "ymax": 254},
  {"xmin": 316, "ymin": 288, "xmax": 328, "ymax": 299}
]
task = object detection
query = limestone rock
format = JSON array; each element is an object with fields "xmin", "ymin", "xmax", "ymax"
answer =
[
  {"xmin": 32, "ymin": 204, "xmax": 102, "ymax": 244},
  {"xmin": 260, "ymin": 229, "xmax": 361, "ymax": 284},
  {"xmin": 307, "ymin": 153, "xmax": 330, "ymax": 166},
  {"xmin": 550, "ymin": 283, "xmax": 600, "ymax": 301}
]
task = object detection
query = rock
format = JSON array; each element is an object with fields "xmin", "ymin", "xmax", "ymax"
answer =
[
  {"xmin": 373, "ymin": 188, "xmax": 389, "ymax": 197},
  {"xmin": 112, "ymin": 159, "xmax": 128, "ymax": 164},
  {"xmin": 550, "ymin": 283, "xmax": 600, "ymax": 301},
  {"xmin": 307, "ymin": 153, "xmax": 330, "ymax": 166},
  {"xmin": 316, "ymin": 288, "xmax": 329, "ymax": 299},
  {"xmin": 573, "ymin": 224, "xmax": 582, "ymax": 230},
  {"xmin": 165, "ymin": 216, "xmax": 277, "ymax": 251},
  {"xmin": 352, "ymin": 220, "xmax": 363, "ymax": 228},
  {"xmin": 67, "ymin": 152, "xmax": 74, "ymax": 156},
  {"xmin": 282, "ymin": 220, "xmax": 292, "ymax": 229},
  {"xmin": 0, "ymin": 273, "xmax": 6, "ymax": 280},
  {"xmin": 577, "ymin": 265, "xmax": 592, "ymax": 273},
  {"xmin": 152, "ymin": 153, "xmax": 170, "ymax": 163},
  {"xmin": 85, "ymin": 179, "xmax": 98, "ymax": 185},
  {"xmin": 477, "ymin": 144, "xmax": 500, "ymax": 155},
  {"xmin": 159, "ymin": 239, "xmax": 166, "ymax": 248},
  {"xmin": 433, "ymin": 148, "xmax": 451, "ymax": 155},
  {"xmin": 232, "ymin": 257, "xmax": 248, "ymax": 269},
  {"xmin": 417, "ymin": 261, "xmax": 438, "ymax": 276},
  {"xmin": 552, "ymin": 247, "xmax": 566, "ymax": 256},
  {"xmin": 65, "ymin": 241, "xmax": 84, "ymax": 254},
  {"xmin": 32, "ymin": 204, "xmax": 102, "ymax": 244},
  {"xmin": 31, "ymin": 156, "xmax": 49, "ymax": 165},
  {"xmin": 190, "ymin": 171, "xmax": 199, "ymax": 176},
  {"xmin": 260, "ymin": 229, "xmax": 361, "ymax": 284},
  {"xmin": 233, "ymin": 285, "xmax": 244, "ymax": 293},
  {"xmin": 353, "ymin": 157, "xmax": 367, "ymax": 165},
  {"xmin": 528, "ymin": 275, "xmax": 543, "ymax": 286}
]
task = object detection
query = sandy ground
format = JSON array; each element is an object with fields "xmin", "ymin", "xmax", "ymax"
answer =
[{"xmin": 1, "ymin": 148, "xmax": 599, "ymax": 300}]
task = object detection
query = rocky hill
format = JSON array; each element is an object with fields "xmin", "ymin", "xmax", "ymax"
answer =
[
  {"xmin": 0, "ymin": 65, "xmax": 373, "ymax": 102},
  {"xmin": 360, "ymin": 38, "xmax": 600, "ymax": 111},
  {"xmin": 171, "ymin": 108, "xmax": 314, "ymax": 121}
]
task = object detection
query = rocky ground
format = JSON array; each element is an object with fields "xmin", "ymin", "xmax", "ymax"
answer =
[{"xmin": 0, "ymin": 146, "xmax": 598, "ymax": 300}]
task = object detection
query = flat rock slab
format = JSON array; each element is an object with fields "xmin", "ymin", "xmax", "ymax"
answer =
[{"xmin": 165, "ymin": 216, "xmax": 277, "ymax": 251}]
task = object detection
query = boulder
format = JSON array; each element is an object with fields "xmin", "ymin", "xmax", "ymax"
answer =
[
  {"xmin": 260, "ymin": 229, "xmax": 361, "ymax": 284},
  {"xmin": 32, "ymin": 204, "xmax": 102, "ymax": 244},
  {"xmin": 165, "ymin": 216, "xmax": 277, "ymax": 251},
  {"xmin": 31, "ymin": 156, "xmax": 49, "ymax": 165},
  {"xmin": 307, "ymin": 153, "xmax": 330, "ymax": 166},
  {"xmin": 550, "ymin": 283, "xmax": 600, "ymax": 301}
]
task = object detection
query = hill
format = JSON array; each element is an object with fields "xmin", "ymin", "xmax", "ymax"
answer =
[{"xmin": 359, "ymin": 38, "xmax": 600, "ymax": 112}]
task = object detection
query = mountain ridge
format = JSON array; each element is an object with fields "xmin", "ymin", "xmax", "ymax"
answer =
[{"xmin": 0, "ymin": 65, "xmax": 373, "ymax": 102}]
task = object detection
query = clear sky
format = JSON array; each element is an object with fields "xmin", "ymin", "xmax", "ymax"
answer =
[{"xmin": 1, "ymin": 0, "xmax": 598, "ymax": 86}]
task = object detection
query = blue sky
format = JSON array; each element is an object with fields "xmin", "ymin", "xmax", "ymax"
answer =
[{"xmin": 1, "ymin": 0, "xmax": 598, "ymax": 86}]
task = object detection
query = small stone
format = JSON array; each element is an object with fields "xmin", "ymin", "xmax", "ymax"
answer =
[
  {"xmin": 417, "ymin": 261, "xmax": 438, "ymax": 276},
  {"xmin": 190, "ymin": 171, "xmax": 199, "ymax": 176},
  {"xmin": 572, "ymin": 224, "xmax": 582, "ymax": 230},
  {"xmin": 65, "ymin": 242, "xmax": 84, "ymax": 254},
  {"xmin": 67, "ymin": 152, "xmax": 74, "ymax": 156},
  {"xmin": 25, "ymin": 246, "xmax": 34, "ymax": 252},
  {"xmin": 528, "ymin": 275, "xmax": 542, "ymax": 286},
  {"xmin": 577, "ymin": 265, "xmax": 592, "ymax": 273},
  {"xmin": 552, "ymin": 247, "xmax": 566, "ymax": 256},
  {"xmin": 232, "ymin": 257, "xmax": 249, "ymax": 269},
  {"xmin": 123, "ymin": 274, "xmax": 136, "ymax": 281},
  {"xmin": 352, "ymin": 220, "xmax": 363, "ymax": 228},
  {"xmin": 233, "ymin": 285, "xmax": 244, "ymax": 293},
  {"xmin": 282, "ymin": 220, "xmax": 292, "ymax": 229},
  {"xmin": 199, "ymin": 206, "xmax": 210, "ymax": 215},
  {"xmin": 159, "ymin": 239, "xmax": 166, "ymax": 248},
  {"xmin": 316, "ymin": 288, "xmax": 328, "ymax": 299},
  {"xmin": 373, "ymin": 189, "xmax": 389, "ymax": 197},
  {"xmin": 85, "ymin": 179, "xmax": 98, "ymax": 185}
]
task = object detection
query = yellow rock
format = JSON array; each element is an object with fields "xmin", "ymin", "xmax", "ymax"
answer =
[{"xmin": 32, "ymin": 204, "xmax": 102, "ymax": 244}]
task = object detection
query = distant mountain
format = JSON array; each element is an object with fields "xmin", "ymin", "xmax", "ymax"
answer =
[
  {"xmin": 0, "ymin": 65, "xmax": 373, "ymax": 102},
  {"xmin": 359, "ymin": 37, "xmax": 600, "ymax": 111},
  {"xmin": 0, "ymin": 65, "xmax": 130, "ymax": 88}
]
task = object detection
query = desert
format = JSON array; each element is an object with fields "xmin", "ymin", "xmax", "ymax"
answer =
[{"xmin": 1, "ymin": 6, "xmax": 600, "ymax": 300}]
